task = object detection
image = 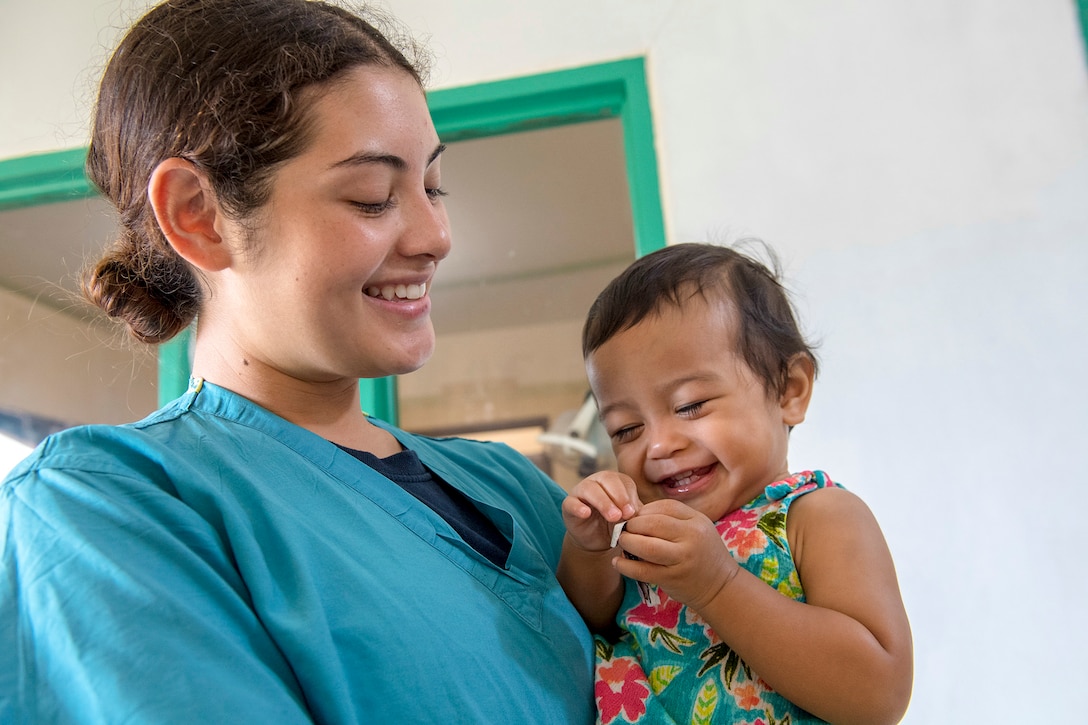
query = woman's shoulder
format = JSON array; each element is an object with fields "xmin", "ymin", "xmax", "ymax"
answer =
[
  {"xmin": 1, "ymin": 395, "xmax": 238, "ymax": 507},
  {"xmin": 7, "ymin": 421, "xmax": 169, "ymax": 481}
]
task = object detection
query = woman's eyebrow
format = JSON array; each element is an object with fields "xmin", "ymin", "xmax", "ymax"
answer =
[{"xmin": 329, "ymin": 143, "xmax": 446, "ymax": 171}]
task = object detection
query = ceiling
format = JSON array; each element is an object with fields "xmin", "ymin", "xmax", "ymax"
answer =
[{"xmin": 0, "ymin": 118, "xmax": 635, "ymax": 336}]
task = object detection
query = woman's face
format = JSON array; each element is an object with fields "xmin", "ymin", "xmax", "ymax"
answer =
[{"xmin": 208, "ymin": 65, "xmax": 451, "ymax": 385}]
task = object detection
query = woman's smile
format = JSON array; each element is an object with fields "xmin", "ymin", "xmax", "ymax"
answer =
[{"xmin": 364, "ymin": 281, "xmax": 428, "ymax": 301}]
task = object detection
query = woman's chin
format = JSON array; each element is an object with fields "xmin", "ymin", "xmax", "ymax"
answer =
[{"xmin": 383, "ymin": 345, "xmax": 436, "ymax": 378}]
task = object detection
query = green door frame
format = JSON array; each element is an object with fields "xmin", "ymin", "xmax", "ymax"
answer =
[
  {"xmin": 0, "ymin": 56, "xmax": 666, "ymax": 422},
  {"xmin": 1079, "ymin": 0, "xmax": 1088, "ymax": 57}
]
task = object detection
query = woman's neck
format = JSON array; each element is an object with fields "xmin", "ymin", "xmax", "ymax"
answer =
[{"xmin": 191, "ymin": 346, "xmax": 403, "ymax": 457}]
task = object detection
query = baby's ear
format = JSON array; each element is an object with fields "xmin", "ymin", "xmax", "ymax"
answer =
[
  {"xmin": 780, "ymin": 353, "xmax": 815, "ymax": 426},
  {"xmin": 147, "ymin": 157, "xmax": 232, "ymax": 272}
]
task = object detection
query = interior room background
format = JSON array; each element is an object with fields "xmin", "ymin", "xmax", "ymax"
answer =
[{"xmin": 2, "ymin": 2, "xmax": 1086, "ymax": 722}]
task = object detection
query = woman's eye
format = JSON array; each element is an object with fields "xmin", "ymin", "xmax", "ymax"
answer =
[
  {"xmin": 426, "ymin": 186, "xmax": 448, "ymax": 200},
  {"xmin": 351, "ymin": 199, "xmax": 394, "ymax": 214}
]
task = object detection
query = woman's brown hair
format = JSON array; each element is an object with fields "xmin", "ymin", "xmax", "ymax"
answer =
[{"xmin": 82, "ymin": 0, "xmax": 427, "ymax": 343}]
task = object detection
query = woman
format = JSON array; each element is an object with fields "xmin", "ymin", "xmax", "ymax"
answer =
[{"xmin": 0, "ymin": 1, "xmax": 594, "ymax": 722}]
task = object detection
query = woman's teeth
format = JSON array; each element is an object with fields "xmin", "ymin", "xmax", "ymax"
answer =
[{"xmin": 366, "ymin": 282, "xmax": 426, "ymax": 301}]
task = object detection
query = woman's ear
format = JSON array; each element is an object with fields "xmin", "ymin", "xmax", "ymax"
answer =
[
  {"xmin": 780, "ymin": 353, "xmax": 815, "ymax": 427},
  {"xmin": 147, "ymin": 158, "xmax": 231, "ymax": 272}
]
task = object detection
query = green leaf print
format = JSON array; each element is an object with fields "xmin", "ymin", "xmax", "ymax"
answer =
[
  {"xmin": 777, "ymin": 569, "xmax": 804, "ymax": 599},
  {"xmin": 649, "ymin": 625, "xmax": 694, "ymax": 655},
  {"xmin": 594, "ymin": 638, "xmax": 614, "ymax": 661},
  {"xmin": 760, "ymin": 557, "xmax": 780, "ymax": 586},
  {"xmin": 690, "ymin": 680, "xmax": 718, "ymax": 725},
  {"xmin": 698, "ymin": 642, "xmax": 751, "ymax": 688},
  {"xmin": 648, "ymin": 665, "xmax": 681, "ymax": 694},
  {"xmin": 757, "ymin": 510, "xmax": 787, "ymax": 550}
]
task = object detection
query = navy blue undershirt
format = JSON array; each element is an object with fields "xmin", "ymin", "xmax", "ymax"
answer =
[{"xmin": 338, "ymin": 445, "xmax": 511, "ymax": 568}]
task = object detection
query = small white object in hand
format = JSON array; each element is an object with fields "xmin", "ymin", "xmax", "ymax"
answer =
[
  {"xmin": 610, "ymin": 520, "xmax": 660, "ymax": 606},
  {"xmin": 610, "ymin": 520, "xmax": 626, "ymax": 548}
]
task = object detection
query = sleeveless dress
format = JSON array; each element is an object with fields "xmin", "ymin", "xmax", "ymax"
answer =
[{"xmin": 594, "ymin": 471, "xmax": 841, "ymax": 725}]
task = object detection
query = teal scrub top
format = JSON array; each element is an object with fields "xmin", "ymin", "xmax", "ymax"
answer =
[{"xmin": 0, "ymin": 379, "xmax": 594, "ymax": 724}]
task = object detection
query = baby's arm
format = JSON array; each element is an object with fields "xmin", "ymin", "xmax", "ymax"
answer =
[
  {"xmin": 617, "ymin": 490, "xmax": 912, "ymax": 725},
  {"xmin": 556, "ymin": 471, "xmax": 640, "ymax": 631}
]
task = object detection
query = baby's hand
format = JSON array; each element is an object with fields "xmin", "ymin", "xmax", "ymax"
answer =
[
  {"xmin": 562, "ymin": 471, "xmax": 641, "ymax": 553},
  {"xmin": 615, "ymin": 499, "xmax": 740, "ymax": 613}
]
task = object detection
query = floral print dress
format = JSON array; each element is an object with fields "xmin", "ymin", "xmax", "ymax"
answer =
[{"xmin": 594, "ymin": 471, "xmax": 841, "ymax": 725}]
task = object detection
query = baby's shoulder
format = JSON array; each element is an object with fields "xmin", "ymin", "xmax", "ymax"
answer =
[
  {"xmin": 786, "ymin": 477, "xmax": 884, "ymax": 553},
  {"xmin": 764, "ymin": 469, "xmax": 843, "ymax": 506}
]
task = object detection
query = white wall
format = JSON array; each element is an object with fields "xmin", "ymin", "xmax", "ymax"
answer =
[{"xmin": 4, "ymin": 1, "xmax": 1087, "ymax": 721}]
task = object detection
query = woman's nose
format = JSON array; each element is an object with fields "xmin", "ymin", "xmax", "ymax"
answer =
[{"xmin": 401, "ymin": 190, "xmax": 451, "ymax": 262}]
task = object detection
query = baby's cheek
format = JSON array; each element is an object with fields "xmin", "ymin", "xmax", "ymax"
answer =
[{"xmin": 632, "ymin": 480, "xmax": 662, "ymax": 503}]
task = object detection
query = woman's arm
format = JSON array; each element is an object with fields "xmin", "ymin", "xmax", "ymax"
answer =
[{"xmin": 0, "ymin": 465, "xmax": 315, "ymax": 724}]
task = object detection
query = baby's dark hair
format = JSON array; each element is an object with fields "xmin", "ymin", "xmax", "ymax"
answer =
[
  {"xmin": 82, "ymin": 0, "xmax": 427, "ymax": 343},
  {"xmin": 582, "ymin": 242, "xmax": 819, "ymax": 399}
]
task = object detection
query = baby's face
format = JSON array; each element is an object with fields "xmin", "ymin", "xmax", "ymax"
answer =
[{"xmin": 586, "ymin": 297, "xmax": 795, "ymax": 522}]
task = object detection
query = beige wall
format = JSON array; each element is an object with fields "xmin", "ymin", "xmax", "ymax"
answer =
[
  {"xmin": 0, "ymin": 285, "xmax": 156, "ymax": 426},
  {"xmin": 400, "ymin": 319, "xmax": 590, "ymax": 429}
]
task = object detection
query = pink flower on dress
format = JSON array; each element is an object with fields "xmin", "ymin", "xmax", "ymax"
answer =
[
  {"xmin": 625, "ymin": 591, "xmax": 695, "ymax": 654},
  {"xmin": 734, "ymin": 682, "xmax": 762, "ymax": 710},
  {"xmin": 722, "ymin": 524, "xmax": 768, "ymax": 561},
  {"xmin": 596, "ymin": 657, "xmax": 650, "ymax": 723},
  {"xmin": 718, "ymin": 507, "xmax": 759, "ymax": 537},
  {"xmin": 718, "ymin": 508, "xmax": 767, "ymax": 556},
  {"xmin": 626, "ymin": 590, "xmax": 684, "ymax": 630}
]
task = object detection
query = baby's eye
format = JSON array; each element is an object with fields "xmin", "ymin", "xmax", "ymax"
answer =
[
  {"xmin": 676, "ymin": 401, "xmax": 706, "ymax": 417},
  {"xmin": 610, "ymin": 424, "xmax": 642, "ymax": 443}
]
